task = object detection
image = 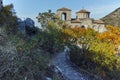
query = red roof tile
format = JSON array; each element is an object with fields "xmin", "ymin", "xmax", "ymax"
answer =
[
  {"xmin": 57, "ymin": 7, "xmax": 71, "ymax": 11},
  {"xmin": 71, "ymin": 20, "xmax": 81, "ymax": 23},
  {"xmin": 76, "ymin": 9, "xmax": 90, "ymax": 13},
  {"xmin": 94, "ymin": 20, "xmax": 105, "ymax": 24}
]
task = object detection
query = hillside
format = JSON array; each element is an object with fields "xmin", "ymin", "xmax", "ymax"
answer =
[
  {"xmin": 1, "ymin": 3, "xmax": 120, "ymax": 80},
  {"xmin": 101, "ymin": 7, "xmax": 120, "ymax": 27},
  {"xmin": 0, "ymin": 4, "xmax": 65, "ymax": 80}
]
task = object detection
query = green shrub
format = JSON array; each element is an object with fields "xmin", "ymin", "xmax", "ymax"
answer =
[{"xmin": 70, "ymin": 40, "xmax": 120, "ymax": 80}]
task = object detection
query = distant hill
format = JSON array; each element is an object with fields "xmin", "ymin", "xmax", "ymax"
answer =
[{"xmin": 101, "ymin": 7, "xmax": 120, "ymax": 27}]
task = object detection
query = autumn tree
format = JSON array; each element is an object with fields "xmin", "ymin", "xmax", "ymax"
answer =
[
  {"xmin": 0, "ymin": 4, "xmax": 17, "ymax": 34},
  {"xmin": 70, "ymin": 25, "xmax": 120, "ymax": 80},
  {"xmin": 36, "ymin": 10, "xmax": 57, "ymax": 30},
  {"xmin": 97, "ymin": 25, "xmax": 120, "ymax": 53},
  {"xmin": 63, "ymin": 26, "xmax": 97, "ymax": 52}
]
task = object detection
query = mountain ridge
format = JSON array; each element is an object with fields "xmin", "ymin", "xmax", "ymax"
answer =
[{"xmin": 101, "ymin": 7, "xmax": 120, "ymax": 27}]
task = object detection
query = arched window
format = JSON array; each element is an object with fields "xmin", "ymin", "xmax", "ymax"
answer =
[
  {"xmin": 61, "ymin": 12, "xmax": 67, "ymax": 21},
  {"xmin": 81, "ymin": 25, "xmax": 85, "ymax": 28}
]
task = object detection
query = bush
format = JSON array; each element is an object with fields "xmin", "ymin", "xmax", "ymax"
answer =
[
  {"xmin": 70, "ymin": 39, "xmax": 120, "ymax": 80},
  {"xmin": 0, "ymin": 29, "xmax": 50, "ymax": 80},
  {"xmin": 0, "ymin": 4, "xmax": 17, "ymax": 34}
]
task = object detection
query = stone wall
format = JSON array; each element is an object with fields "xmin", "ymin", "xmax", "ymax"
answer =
[
  {"xmin": 76, "ymin": 13, "xmax": 89, "ymax": 19},
  {"xmin": 93, "ymin": 23, "xmax": 106, "ymax": 33},
  {"xmin": 80, "ymin": 18, "xmax": 93, "ymax": 28},
  {"xmin": 69, "ymin": 18, "xmax": 106, "ymax": 33}
]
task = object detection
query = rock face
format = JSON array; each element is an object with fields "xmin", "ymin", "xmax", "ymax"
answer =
[
  {"xmin": 17, "ymin": 18, "xmax": 35, "ymax": 34},
  {"xmin": 101, "ymin": 7, "xmax": 120, "ymax": 27},
  {"xmin": 17, "ymin": 18, "xmax": 26, "ymax": 33},
  {"xmin": 25, "ymin": 18, "xmax": 35, "ymax": 28}
]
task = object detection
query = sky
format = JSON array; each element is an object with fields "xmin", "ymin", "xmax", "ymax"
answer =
[{"xmin": 4, "ymin": 0, "xmax": 120, "ymax": 27}]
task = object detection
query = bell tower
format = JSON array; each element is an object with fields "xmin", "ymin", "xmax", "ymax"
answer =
[{"xmin": 57, "ymin": 7, "xmax": 71, "ymax": 21}]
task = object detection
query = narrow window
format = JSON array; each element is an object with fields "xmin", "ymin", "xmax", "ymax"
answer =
[{"xmin": 61, "ymin": 12, "xmax": 67, "ymax": 21}]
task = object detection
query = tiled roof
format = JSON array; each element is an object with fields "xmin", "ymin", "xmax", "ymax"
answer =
[
  {"xmin": 94, "ymin": 20, "xmax": 104, "ymax": 24},
  {"xmin": 57, "ymin": 7, "xmax": 71, "ymax": 11},
  {"xmin": 71, "ymin": 20, "xmax": 81, "ymax": 23},
  {"xmin": 76, "ymin": 9, "xmax": 90, "ymax": 13}
]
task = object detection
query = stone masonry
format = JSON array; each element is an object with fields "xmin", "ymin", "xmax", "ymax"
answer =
[{"xmin": 57, "ymin": 7, "xmax": 106, "ymax": 33}]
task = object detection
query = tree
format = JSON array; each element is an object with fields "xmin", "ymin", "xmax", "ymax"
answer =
[
  {"xmin": 36, "ymin": 10, "xmax": 58, "ymax": 30},
  {"xmin": 97, "ymin": 25, "xmax": 120, "ymax": 50},
  {"xmin": 0, "ymin": 4, "xmax": 17, "ymax": 34},
  {"xmin": 70, "ymin": 25, "xmax": 120, "ymax": 80},
  {"xmin": 63, "ymin": 26, "xmax": 97, "ymax": 50}
]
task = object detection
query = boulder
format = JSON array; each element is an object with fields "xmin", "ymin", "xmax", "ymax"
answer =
[
  {"xmin": 17, "ymin": 17, "xmax": 35, "ymax": 34},
  {"xmin": 25, "ymin": 18, "xmax": 35, "ymax": 28}
]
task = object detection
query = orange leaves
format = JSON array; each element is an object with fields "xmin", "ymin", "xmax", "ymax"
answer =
[
  {"xmin": 61, "ymin": 26, "xmax": 88, "ymax": 44},
  {"xmin": 106, "ymin": 25, "xmax": 120, "ymax": 35},
  {"xmin": 97, "ymin": 25, "xmax": 120, "ymax": 45},
  {"xmin": 63, "ymin": 26, "xmax": 87, "ymax": 38},
  {"xmin": 63, "ymin": 28, "xmax": 75, "ymax": 38},
  {"xmin": 62, "ymin": 26, "xmax": 98, "ymax": 44},
  {"xmin": 97, "ymin": 32, "xmax": 116, "ymax": 41}
]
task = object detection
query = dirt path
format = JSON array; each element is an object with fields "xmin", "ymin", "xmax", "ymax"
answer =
[{"xmin": 51, "ymin": 52, "xmax": 100, "ymax": 80}]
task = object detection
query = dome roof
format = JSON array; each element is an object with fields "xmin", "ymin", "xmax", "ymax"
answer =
[
  {"xmin": 57, "ymin": 7, "xmax": 71, "ymax": 11},
  {"xmin": 76, "ymin": 9, "xmax": 90, "ymax": 13}
]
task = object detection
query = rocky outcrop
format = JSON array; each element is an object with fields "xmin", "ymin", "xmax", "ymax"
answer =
[
  {"xmin": 101, "ymin": 7, "xmax": 120, "ymax": 27},
  {"xmin": 17, "ymin": 17, "xmax": 35, "ymax": 34},
  {"xmin": 17, "ymin": 17, "xmax": 37, "ymax": 36}
]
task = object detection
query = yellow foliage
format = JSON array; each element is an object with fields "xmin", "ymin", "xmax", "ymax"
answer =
[{"xmin": 97, "ymin": 25, "xmax": 120, "ymax": 45}]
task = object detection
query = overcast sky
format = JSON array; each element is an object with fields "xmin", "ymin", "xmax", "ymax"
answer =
[{"xmin": 4, "ymin": 0, "xmax": 120, "ymax": 27}]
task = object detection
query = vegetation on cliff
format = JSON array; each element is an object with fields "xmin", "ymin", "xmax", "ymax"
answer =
[
  {"xmin": 37, "ymin": 10, "xmax": 120, "ymax": 80},
  {"xmin": 1, "ymin": 3, "xmax": 120, "ymax": 80},
  {"xmin": 0, "ymin": 5, "xmax": 64, "ymax": 80}
]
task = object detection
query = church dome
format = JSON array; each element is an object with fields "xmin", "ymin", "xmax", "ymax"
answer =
[{"xmin": 76, "ymin": 9, "xmax": 90, "ymax": 13}]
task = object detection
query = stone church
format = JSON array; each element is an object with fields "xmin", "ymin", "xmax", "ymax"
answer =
[{"xmin": 57, "ymin": 7, "xmax": 106, "ymax": 32}]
